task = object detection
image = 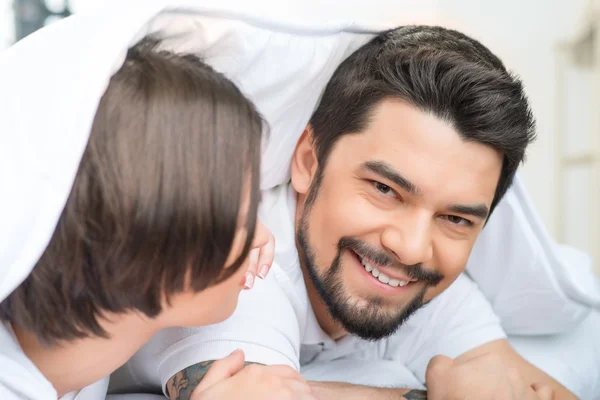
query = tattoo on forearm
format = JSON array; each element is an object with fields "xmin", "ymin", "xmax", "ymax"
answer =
[
  {"xmin": 167, "ymin": 360, "xmax": 259, "ymax": 400},
  {"xmin": 402, "ymin": 389, "xmax": 428, "ymax": 399},
  {"xmin": 167, "ymin": 360, "xmax": 215, "ymax": 400}
]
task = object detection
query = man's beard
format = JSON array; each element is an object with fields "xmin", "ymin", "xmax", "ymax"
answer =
[{"xmin": 296, "ymin": 171, "xmax": 444, "ymax": 341}]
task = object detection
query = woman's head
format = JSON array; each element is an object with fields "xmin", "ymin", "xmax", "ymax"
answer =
[{"xmin": 0, "ymin": 38, "xmax": 268, "ymax": 344}]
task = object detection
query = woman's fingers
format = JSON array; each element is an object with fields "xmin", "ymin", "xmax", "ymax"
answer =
[
  {"xmin": 243, "ymin": 248, "xmax": 260, "ymax": 289},
  {"xmin": 256, "ymin": 232, "xmax": 275, "ymax": 280},
  {"xmin": 193, "ymin": 349, "xmax": 246, "ymax": 394}
]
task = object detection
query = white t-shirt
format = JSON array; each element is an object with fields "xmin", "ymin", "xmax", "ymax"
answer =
[
  {"xmin": 0, "ymin": 322, "xmax": 57, "ymax": 400},
  {"xmin": 112, "ymin": 184, "xmax": 506, "ymax": 394},
  {"xmin": 0, "ymin": 322, "xmax": 109, "ymax": 400}
]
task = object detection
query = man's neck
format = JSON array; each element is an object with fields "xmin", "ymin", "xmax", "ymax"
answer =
[{"xmin": 13, "ymin": 314, "xmax": 159, "ymax": 397}]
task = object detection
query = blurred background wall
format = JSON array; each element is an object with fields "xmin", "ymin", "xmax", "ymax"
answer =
[{"xmin": 0, "ymin": 0, "xmax": 598, "ymax": 274}]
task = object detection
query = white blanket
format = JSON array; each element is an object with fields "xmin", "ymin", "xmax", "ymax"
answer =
[{"xmin": 0, "ymin": 2, "xmax": 597, "ymax": 395}]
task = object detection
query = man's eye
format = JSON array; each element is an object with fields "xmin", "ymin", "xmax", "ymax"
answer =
[
  {"xmin": 442, "ymin": 215, "xmax": 472, "ymax": 226},
  {"xmin": 374, "ymin": 181, "xmax": 393, "ymax": 195}
]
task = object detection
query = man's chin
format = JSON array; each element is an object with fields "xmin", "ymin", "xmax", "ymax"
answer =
[
  {"xmin": 345, "ymin": 289, "xmax": 411, "ymax": 313},
  {"xmin": 329, "ymin": 302, "xmax": 405, "ymax": 340},
  {"xmin": 337, "ymin": 314, "xmax": 403, "ymax": 341},
  {"xmin": 328, "ymin": 290, "xmax": 427, "ymax": 341}
]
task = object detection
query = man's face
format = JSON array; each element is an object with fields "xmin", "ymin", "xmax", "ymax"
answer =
[{"xmin": 292, "ymin": 99, "xmax": 502, "ymax": 340}]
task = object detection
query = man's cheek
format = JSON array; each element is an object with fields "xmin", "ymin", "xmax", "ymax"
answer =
[{"xmin": 334, "ymin": 198, "xmax": 377, "ymax": 231}]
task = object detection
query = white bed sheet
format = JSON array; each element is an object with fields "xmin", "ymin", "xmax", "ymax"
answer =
[{"xmin": 509, "ymin": 310, "xmax": 600, "ymax": 399}]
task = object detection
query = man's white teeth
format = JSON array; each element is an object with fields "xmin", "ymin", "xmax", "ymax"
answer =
[
  {"xmin": 378, "ymin": 273, "xmax": 390, "ymax": 284},
  {"xmin": 360, "ymin": 257, "xmax": 410, "ymax": 287},
  {"xmin": 388, "ymin": 278, "xmax": 408, "ymax": 287}
]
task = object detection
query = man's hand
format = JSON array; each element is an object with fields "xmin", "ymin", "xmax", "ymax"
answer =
[
  {"xmin": 167, "ymin": 350, "xmax": 317, "ymax": 400},
  {"xmin": 426, "ymin": 354, "xmax": 555, "ymax": 400}
]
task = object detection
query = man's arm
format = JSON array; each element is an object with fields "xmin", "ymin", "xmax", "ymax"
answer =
[
  {"xmin": 309, "ymin": 382, "xmax": 426, "ymax": 399},
  {"xmin": 455, "ymin": 339, "xmax": 576, "ymax": 399},
  {"xmin": 307, "ymin": 348, "xmax": 561, "ymax": 400},
  {"xmin": 167, "ymin": 361, "xmax": 214, "ymax": 400},
  {"xmin": 159, "ymin": 263, "xmax": 303, "ymax": 399},
  {"xmin": 167, "ymin": 362, "xmax": 427, "ymax": 400},
  {"xmin": 167, "ymin": 360, "xmax": 257, "ymax": 400},
  {"xmin": 308, "ymin": 340, "xmax": 572, "ymax": 400}
]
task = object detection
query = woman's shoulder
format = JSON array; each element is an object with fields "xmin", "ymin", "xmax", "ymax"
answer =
[{"xmin": 0, "ymin": 322, "xmax": 58, "ymax": 400}]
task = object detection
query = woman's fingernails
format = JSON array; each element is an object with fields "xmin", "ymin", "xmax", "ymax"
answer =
[
  {"xmin": 244, "ymin": 272, "xmax": 255, "ymax": 289},
  {"xmin": 258, "ymin": 265, "xmax": 269, "ymax": 279}
]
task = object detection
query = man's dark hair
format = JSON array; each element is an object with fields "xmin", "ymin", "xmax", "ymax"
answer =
[
  {"xmin": 0, "ymin": 38, "xmax": 263, "ymax": 344},
  {"xmin": 310, "ymin": 25, "xmax": 536, "ymax": 214}
]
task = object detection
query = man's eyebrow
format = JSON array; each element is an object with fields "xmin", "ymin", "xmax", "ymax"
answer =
[
  {"xmin": 361, "ymin": 161, "xmax": 423, "ymax": 196},
  {"xmin": 447, "ymin": 204, "xmax": 489, "ymax": 220},
  {"xmin": 361, "ymin": 160, "xmax": 489, "ymax": 220}
]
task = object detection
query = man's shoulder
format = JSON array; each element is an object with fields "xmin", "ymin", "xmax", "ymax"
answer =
[
  {"xmin": 241, "ymin": 261, "xmax": 308, "ymax": 318},
  {"xmin": 125, "ymin": 265, "xmax": 309, "ymax": 389},
  {"xmin": 148, "ymin": 262, "xmax": 309, "ymax": 354}
]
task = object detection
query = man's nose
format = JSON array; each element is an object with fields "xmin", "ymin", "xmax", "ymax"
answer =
[{"xmin": 380, "ymin": 213, "xmax": 433, "ymax": 266}]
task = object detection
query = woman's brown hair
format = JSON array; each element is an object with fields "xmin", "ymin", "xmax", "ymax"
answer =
[{"xmin": 0, "ymin": 38, "xmax": 263, "ymax": 344}]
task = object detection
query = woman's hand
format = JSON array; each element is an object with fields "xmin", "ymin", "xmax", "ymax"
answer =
[
  {"xmin": 244, "ymin": 227, "xmax": 275, "ymax": 289},
  {"xmin": 190, "ymin": 350, "xmax": 316, "ymax": 400}
]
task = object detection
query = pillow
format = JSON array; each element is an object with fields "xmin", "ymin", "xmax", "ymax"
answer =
[{"xmin": 467, "ymin": 176, "xmax": 596, "ymax": 334}]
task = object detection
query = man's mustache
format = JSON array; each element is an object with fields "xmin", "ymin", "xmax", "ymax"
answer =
[{"xmin": 338, "ymin": 236, "xmax": 444, "ymax": 286}]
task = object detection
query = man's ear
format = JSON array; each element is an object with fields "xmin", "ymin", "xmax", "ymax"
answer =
[{"xmin": 291, "ymin": 125, "xmax": 319, "ymax": 195}]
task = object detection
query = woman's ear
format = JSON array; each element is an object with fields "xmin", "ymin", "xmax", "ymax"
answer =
[{"xmin": 291, "ymin": 125, "xmax": 318, "ymax": 195}]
